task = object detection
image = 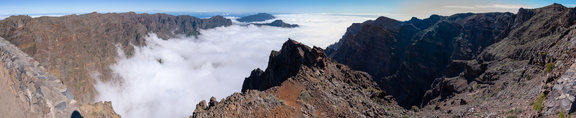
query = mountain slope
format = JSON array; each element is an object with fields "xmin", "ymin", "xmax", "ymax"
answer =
[
  {"xmin": 327, "ymin": 11, "xmax": 516, "ymax": 108},
  {"xmin": 0, "ymin": 12, "xmax": 232, "ymax": 103},
  {"xmin": 327, "ymin": 3, "xmax": 576, "ymax": 117},
  {"xmin": 193, "ymin": 39, "xmax": 404, "ymax": 117}
]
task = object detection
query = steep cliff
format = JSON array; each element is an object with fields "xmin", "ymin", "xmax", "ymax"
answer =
[
  {"xmin": 3, "ymin": 3, "xmax": 576, "ymax": 118},
  {"xmin": 327, "ymin": 3, "xmax": 576, "ymax": 117},
  {"xmin": 0, "ymin": 12, "xmax": 232, "ymax": 103},
  {"xmin": 193, "ymin": 39, "xmax": 404, "ymax": 117},
  {"xmin": 327, "ymin": 11, "xmax": 516, "ymax": 108},
  {"xmin": 0, "ymin": 36, "xmax": 92, "ymax": 117}
]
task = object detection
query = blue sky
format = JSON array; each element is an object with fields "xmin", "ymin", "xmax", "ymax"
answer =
[{"xmin": 1, "ymin": 0, "xmax": 575, "ymax": 20}]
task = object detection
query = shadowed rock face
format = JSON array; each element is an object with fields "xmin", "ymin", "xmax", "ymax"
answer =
[
  {"xmin": 194, "ymin": 39, "xmax": 402, "ymax": 117},
  {"xmin": 242, "ymin": 39, "xmax": 329, "ymax": 92},
  {"xmin": 0, "ymin": 12, "xmax": 232, "ymax": 103},
  {"xmin": 326, "ymin": 3, "xmax": 576, "ymax": 117},
  {"xmin": 327, "ymin": 12, "xmax": 516, "ymax": 108}
]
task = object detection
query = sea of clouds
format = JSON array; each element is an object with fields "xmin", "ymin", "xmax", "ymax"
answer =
[{"xmin": 94, "ymin": 13, "xmax": 374, "ymax": 118}]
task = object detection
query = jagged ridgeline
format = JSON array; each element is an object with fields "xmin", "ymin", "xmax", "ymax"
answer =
[
  {"xmin": 326, "ymin": 3, "xmax": 576, "ymax": 117},
  {"xmin": 0, "ymin": 12, "xmax": 232, "ymax": 117},
  {"xmin": 1, "ymin": 3, "xmax": 575, "ymax": 118},
  {"xmin": 195, "ymin": 3, "xmax": 576, "ymax": 117},
  {"xmin": 194, "ymin": 39, "xmax": 399, "ymax": 117},
  {"xmin": 0, "ymin": 12, "xmax": 232, "ymax": 104},
  {"xmin": 327, "ymin": 10, "xmax": 517, "ymax": 108}
]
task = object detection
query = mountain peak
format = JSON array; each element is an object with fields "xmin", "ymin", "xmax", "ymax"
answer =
[
  {"xmin": 541, "ymin": 3, "xmax": 567, "ymax": 10},
  {"xmin": 195, "ymin": 39, "xmax": 396, "ymax": 117},
  {"xmin": 242, "ymin": 39, "xmax": 327, "ymax": 92}
]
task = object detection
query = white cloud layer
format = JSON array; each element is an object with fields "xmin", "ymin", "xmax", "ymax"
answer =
[{"xmin": 94, "ymin": 14, "xmax": 373, "ymax": 118}]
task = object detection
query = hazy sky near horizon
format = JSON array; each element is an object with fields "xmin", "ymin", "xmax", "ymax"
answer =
[{"xmin": 1, "ymin": 0, "xmax": 575, "ymax": 20}]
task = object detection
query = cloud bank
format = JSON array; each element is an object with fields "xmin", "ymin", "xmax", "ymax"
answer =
[{"xmin": 94, "ymin": 14, "xmax": 373, "ymax": 118}]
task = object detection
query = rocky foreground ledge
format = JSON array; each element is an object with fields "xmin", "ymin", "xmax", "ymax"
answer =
[
  {"xmin": 0, "ymin": 36, "xmax": 120, "ymax": 118},
  {"xmin": 0, "ymin": 36, "xmax": 77, "ymax": 117},
  {"xmin": 192, "ymin": 39, "xmax": 406, "ymax": 117}
]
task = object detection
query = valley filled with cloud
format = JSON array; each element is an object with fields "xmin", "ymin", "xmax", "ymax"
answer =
[{"xmin": 94, "ymin": 13, "xmax": 373, "ymax": 118}]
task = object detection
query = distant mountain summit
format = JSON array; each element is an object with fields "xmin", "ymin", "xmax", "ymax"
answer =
[
  {"xmin": 237, "ymin": 13, "xmax": 300, "ymax": 28},
  {"xmin": 254, "ymin": 20, "xmax": 299, "ymax": 28},
  {"xmin": 237, "ymin": 13, "xmax": 275, "ymax": 22}
]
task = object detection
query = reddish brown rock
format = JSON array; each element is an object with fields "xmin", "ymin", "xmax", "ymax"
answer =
[
  {"xmin": 193, "ymin": 39, "xmax": 404, "ymax": 117},
  {"xmin": 0, "ymin": 12, "xmax": 232, "ymax": 104},
  {"xmin": 79, "ymin": 101, "xmax": 121, "ymax": 118}
]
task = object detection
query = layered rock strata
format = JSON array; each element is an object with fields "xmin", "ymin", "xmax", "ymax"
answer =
[
  {"xmin": 0, "ymin": 36, "xmax": 78, "ymax": 117},
  {"xmin": 0, "ymin": 12, "xmax": 232, "ymax": 103}
]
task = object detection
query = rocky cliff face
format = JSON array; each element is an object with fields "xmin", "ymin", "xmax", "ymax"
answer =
[
  {"xmin": 193, "ymin": 39, "xmax": 406, "ymax": 117},
  {"xmin": 327, "ymin": 11, "xmax": 516, "ymax": 108},
  {"xmin": 327, "ymin": 3, "xmax": 576, "ymax": 117},
  {"xmin": 3, "ymin": 3, "xmax": 575, "ymax": 118},
  {"xmin": 0, "ymin": 12, "xmax": 232, "ymax": 103},
  {"xmin": 0, "ymin": 36, "xmax": 90, "ymax": 118}
]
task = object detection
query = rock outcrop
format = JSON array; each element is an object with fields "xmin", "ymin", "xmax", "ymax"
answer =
[
  {"xmin": 0, "ymin": 36, "xmax": 78, "ymax": 117},
  {"xmin": 79, "ymin": 101, "xmax": 121, "ymax": 118},
  {"xmin": 236, "ymin": 13, "xmax": 275, "ymax": 22},
  {"xmin": 0, "ymin": 12, "xmax": 232, "ymax": 103},
  {"xmin": 253, "ymin": 20, "xmax": 299, "ymax": 28},
  {"xmin": 193, "ymin": 39, "xmax": 404, "ymax": 117}
]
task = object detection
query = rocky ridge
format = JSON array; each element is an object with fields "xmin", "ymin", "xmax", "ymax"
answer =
[
  {"xmin": 0, "ymin": 36, "xmax": 80, "ymax": 117},
  {"xmin": 327, "ymin": 3, "xmax": 576, "ymax": 117},
  {"xmin": 193, "ymin": 39, "xmax": 405, "ymax": 117},
  {"xmin": 1, "ymin": 3, "xmax": 575, "ymax": 118},
  {"xmin": 328, "ymin": 11, "xmax": 516, "ymax": 108},
  {"xmin": 0, "ymin": 12, "xmax": 232, "ymax": 103}
]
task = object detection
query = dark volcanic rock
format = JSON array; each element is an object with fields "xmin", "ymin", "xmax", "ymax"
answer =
[
  {"xmin": 242, "ymin": 38, "xmax": 328, "ymax": 92},
  {"xmin": 327, "ymin": 3, "xmax": 576, "ymax": 117},
  {"xmin": 193, "ymin": 39, "xmax": 403, "ymax": 117},
  {"xmin": 236, "ymin": 13, "xmax": 275, "ymax": 22},
  {"xmin": 253, "ymin": 20, "xmax": 299, "ymax": 28},
  {"xmin": 0, "ymin": 12, "xmax": 232, "ymax": 103},
  {"xmin": 327, "ymin": 12, "xmax": 516, "ymax": 108}
]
